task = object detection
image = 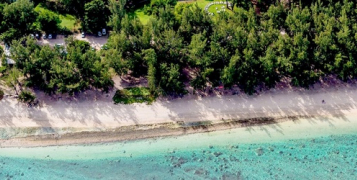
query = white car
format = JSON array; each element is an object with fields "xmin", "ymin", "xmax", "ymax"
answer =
[
  {"xmin": 81, "ymin": 32, "xmax": 85, "ymax": 38},
  {"xmin": 98, "ymin": 31, "xmax": 102, "ymax": 37},
  {"xmin": 102, "ymin": 28, "xmax": 106, "ymax": 36},
  {"xmin": 55, "ymin": 43, "xmax": 63, "ymax": 47},
  {"xmin": 48, "ymin": 34, "xmax": 53, "ymax": 39}
]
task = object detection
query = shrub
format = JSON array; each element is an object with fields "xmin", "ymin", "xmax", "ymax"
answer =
[
  {"xmin": 0, "ymin": 66, "xmax": 6, "ymax": 74},
  {"xmin": 144, "ymin": 0, "xmax": 177, "ymax": 15},
  {"xmin": 113, "ymin": 87, "xmax": 156, "ymax": 104},
  {"xmin": 0, "ymin": 89, "xmax": 4, "ymax": 101},
  {"xmin": 143, "ymin": 4, "xmax": 152, "ymax": 15},
  {"xmin": 60, "ymin": 26, "xmax": 73, "ymax": 35},
  {"xmin": 18, "ymin": 90, "xmax": 36, "ymax": 104}
]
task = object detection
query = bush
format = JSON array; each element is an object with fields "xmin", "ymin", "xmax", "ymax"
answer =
[
  {"xmin": 0, "ymin": 66, "xmax": 6, "ymax": 74},
  {"xmin": 0, "ymin": 89, "xmax": 4, "ymax": 101},
  {"xmin": 143, "ymin": 4, "xmax": 152, "ymax": 15},
  {"xmin": 113, "ymin": 87, "xmax": 156, "ymax": 104},
  {"xmin": 18, "ymin": 90, "xmax": 36, "ymax": 104},
  {"xmin": 59, "ymin": 26, "xmax": 73, "ymax": 35},
  {"xmin": 144, "ymin": 0, "xmax": 177, "ymax": 15}
]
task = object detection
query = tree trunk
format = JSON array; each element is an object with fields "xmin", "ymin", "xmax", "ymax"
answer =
[{"xmin": 11, "ymin": 83, "xmax": 18, "ymax": 95}]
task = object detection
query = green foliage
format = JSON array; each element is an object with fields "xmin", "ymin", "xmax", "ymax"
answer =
[
  {"xmin": 82, "ymin": 0, "xmax": 108, "ymax": 33},
  {"xmin": 0, "ymin": 0, "xmax": 37, "ymax": 43},
  {"xmin": 179, "ymin": 4, "xmax": 212, "ymax": 43},
  {"xmin": 143, "ymin": 49, "xmax": 157, "ymax": 93},
  {"xmin": 3, "ymin": 68, "xmax": 22, "ymax": 95},
  {"xmin": 5, "ymin": 0, "xmax": 357, "ymax": 97},
  {"xmin": 59, "ymin": 0, "xmax": 92, "ymax": 18},
  {"xmin": 35, "ymin": 5, "xmax": 62, "ymax": 33},
  {"xmin": 59, "ymin": 14, "xmax": 77, "ymax": 31},
  {"xmin": 65, "ymin": 36, "xmax": 90, "ymax": 53},
  {"xmin": 144, "ymin": 0, "xmax": 177, "ymax": 15},
  {"xmin": 10, "ymin": 36, "xmax": 113, "ymax": 95},
  {"xmin": 174, "ymin": 2, "xmax": 192, "ymax": 18},
  {"xmin": 158, "ymin": 63, "xmax": 184, "ymax": 94},
  {"xmin": 112, "ymin": 87, "xmax": 156, "ymax": 104},
  {"xmin": 0, "ymin": 89, "xmax": 4, "ymax": 101},
  {"xmin": 18, "ymin": 90, "xmax": 36, "ymax": 103},
  {"xmin": 129, "ymin": 5, "xmax": 151, "ymax": 24},
  {"xmin": 105, "ymin": 0, "xmax": 357, "ymax": 95},
  {"xmin": 108, "ymin": 0, "xmax": 126, "ymax": 32},
  {"xmin": 0, "ymin": 66, "xmax": 6, "ymax": 74}
]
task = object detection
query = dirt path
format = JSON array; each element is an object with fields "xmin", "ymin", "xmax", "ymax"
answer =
[{"xmin": 37, "ymin": 34, "xmax": 108, "ymax": 50}]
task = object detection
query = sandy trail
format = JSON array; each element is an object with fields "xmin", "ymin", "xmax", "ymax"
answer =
[
  {"xmin": 1, "ymin": 81, "xmax": 357, "ymax": 147},
  {"xmin": 1, "ymin": 84, "xmax": 357, "ymax": 129}
]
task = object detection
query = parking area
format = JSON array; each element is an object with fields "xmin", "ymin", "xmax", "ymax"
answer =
[{"xmin": 37, "ymin": 34, "xmax": 108, "ymax": 50}]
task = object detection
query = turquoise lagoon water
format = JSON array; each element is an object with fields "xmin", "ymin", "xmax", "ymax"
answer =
[{"xmin": 0, "ymin": 126, "xmax": 357, "ymax": 179}]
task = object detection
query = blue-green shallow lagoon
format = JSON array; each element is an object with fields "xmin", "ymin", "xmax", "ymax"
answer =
[{"xmin": 1, "ymin": 133, "xmax": 357, "ymax": 180}]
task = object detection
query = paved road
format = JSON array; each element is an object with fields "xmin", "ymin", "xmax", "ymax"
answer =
[{"xmin": 37, "ymin": 34, "xmax": 108, "ymax": 50}]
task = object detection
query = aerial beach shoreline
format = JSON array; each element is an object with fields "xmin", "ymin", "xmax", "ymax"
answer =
[
  {"xmin": 2, "ymin": 0, "xmax": 357, "ymax": 178},
  {"xmin": 1, "ymin": 79, "xmax": 357, "ymax": 147}
]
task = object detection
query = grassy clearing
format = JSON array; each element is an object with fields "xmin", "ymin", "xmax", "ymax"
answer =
[
  {"xmin": 177, "ymin": 0, "xmax": 220, "ymax": 9},
  {"xmin": 113, "ymin": 87, "xmax": 156, "ymax": 104},
  {"xmin": 132, "ymin": 0, "xmax": 224, "ymax": 24},
  {"xmin": 208, "ymin": 4, "xmax": 232, "ymax": 14},
  {"xmin": 59, "ymin": 14, "xmax": 78, "ymax": 31},
  {"xmin": 35, "ymin": 5, "xmax": 78, "ymax": 31},
  {"xmin": 130, "ymin": 6, "xmax": 152, "ymax": 25}
]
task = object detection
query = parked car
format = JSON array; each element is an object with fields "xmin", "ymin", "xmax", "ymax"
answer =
[
  {"xmin": 97, "ymin": 31, "xmax": 102, "ymax": 37},
  {"xmin": 81, "ymin": 32, "xmax": 85, "ymax": 38},
  {"xmin": 30, "ymin": 34, "xmax": 35, "ymax": 39},
  {"xmin": 43, "ymin": 34, "xmax": 47, "ymax": 39},
  {"xmin": 5, "ymin": 43, "xmax": 10, "ymax": 50},
  {"xmin": 48, "ymin": 34, "xmax": 53, "ymax": 39},
  {"xmin": 35, "ymin": 34, "xmax": 40, "ymax": 40},
  {"xmin": 102, "ymin": 28, "xmax": 106, "ymax": 36},
  {"xmin": 55, "ymin": 43, "xmax": 63, "ymax": 48}
]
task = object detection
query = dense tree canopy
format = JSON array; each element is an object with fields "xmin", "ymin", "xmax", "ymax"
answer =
[
  {"xmin": 59, "ymin": 0, "xmax": 92, "ymax": 17},
  {"xmin": 8, "ymin": 36, "xmax": 113, "ymax": 95},
  {"xmin": 0, "ymin": 0, "xmax": 37, "ymax": 43},
  {"xmin": 3, "ymin": 0, "xmax": 357, "ymax": 97},
  {"xmin": 35, "ymin": 5, "xmax": 61, "ymax": 33},
  {"xmin": 105, "ymin": 0, "xmax": 357, "ymax": 95},
  {"xmin": 82, "ymin": 0, "xmax": 109, "ymax": 33}
]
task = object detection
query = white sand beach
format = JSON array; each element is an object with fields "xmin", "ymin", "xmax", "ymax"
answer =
[{"xmin": 1, "ymin": 81, "xmax": 357, "ymax": 146}]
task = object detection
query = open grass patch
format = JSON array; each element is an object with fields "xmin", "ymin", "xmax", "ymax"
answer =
[
  {"xmin": 59, "ymin": 14, "xmax": 78, "ymax": 31},
  {"xmin": 113, "ymin": 87, "xmax": 156, "ymax": 104},
  {"xmin": 177, "ymin": 0, "xmax": 218, "ymax": 9},
  {"xmin": 129, "ymin": 0, "xmax": 228, "ymax": 24},
  {"xmin": 208, "ymin": 4, "xmax": 233, "ymax": 15},
  {"xmin": 129, "ymin": 6, "xmax": 152, "ymax": 25}
]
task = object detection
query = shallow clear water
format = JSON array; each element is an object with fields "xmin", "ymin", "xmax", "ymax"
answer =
[{"xmin": 1, "ymin": 131, "xmax": 357, "ymax": 180}]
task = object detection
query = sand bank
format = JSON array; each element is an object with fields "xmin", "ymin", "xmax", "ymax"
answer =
[{"xmin": 1, "ymin": 84, "xmax": 357, "ymax": 147}]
